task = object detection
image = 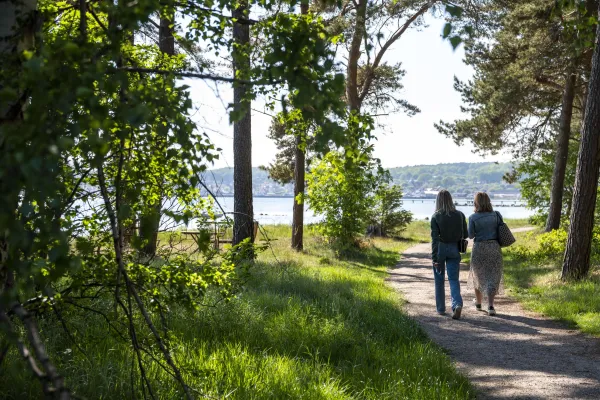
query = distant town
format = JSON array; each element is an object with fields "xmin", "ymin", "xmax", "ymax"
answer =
[{"xmin": 203, "ymin": 162, "xmax": 521, "ymax": 200}]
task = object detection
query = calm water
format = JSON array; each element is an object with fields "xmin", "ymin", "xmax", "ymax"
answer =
[{"xmin": 208, "ymin": 197, "xmax": 533, "ymax": 225}]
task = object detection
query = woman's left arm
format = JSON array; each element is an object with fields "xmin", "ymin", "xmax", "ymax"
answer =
[
  {"xmin": 462, "ymin": 214, "xmax": 468, "ymax": 239},
  {"xmin": 468, "ymin": 216, "xmax": 475, "ymax": 239}
]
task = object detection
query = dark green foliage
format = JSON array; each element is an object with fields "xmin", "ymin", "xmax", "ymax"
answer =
[
  {"xmin": 368, "ymin": 184, "xmax": 413, "ymax": 237},
  {"xmin": 0, "ymin": 0, "xmax": 350, "ymax": 395},
  {"xmin": 436, "ymin": 0, "xmax": 569, "ymax": 156},
  {"xmin": 509, "ymin": 136, "xmax": 579, "ymax": 225}
]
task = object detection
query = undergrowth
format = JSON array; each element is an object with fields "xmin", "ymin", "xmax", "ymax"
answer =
[
  {"xmin": 0, "ymin": 223, "xmax": 473, "ymax": 399},
  {"xmin": 503, "ymin": 230, "xmax": 600, "ymax": 336}
]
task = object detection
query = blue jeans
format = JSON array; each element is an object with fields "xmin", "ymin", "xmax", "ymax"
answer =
[{"xmin": 433, "ymin": 242, "xmax": 463, "ymax": 313}]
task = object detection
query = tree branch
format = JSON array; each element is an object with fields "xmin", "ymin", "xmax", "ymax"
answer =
[
  {"xmin": 79, "ymin": 0, "xmax": 87, "ymax": 40},
  {"xmin": 98, "ymin": 161, "xmax": 193, "ymax": 400},
  {"xmin": 174, "ymin": 2, "xmax": 259, "ymax": 25},
  {"xmin": 358, "ymin": 1, "xmax": 433, "ymax": 104},
  {"xmin": 535, "ymin": 76, "xmax": 564, "ymax": 92},
  {"xmin": 118, "ymin": 67, "xmax": 282, "ymax": 85},
  {"xmin": 2, "ymin": 304, "xmax": 71, "ymax": 399}
]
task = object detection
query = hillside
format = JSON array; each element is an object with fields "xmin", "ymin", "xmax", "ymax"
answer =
[
  {"xmin": 203, "ymin": 162, "xmax": 519, "ymax": 198},
  {"xmin": 388, "ymin": 162, "xmax": 518, "ymax": 198}
]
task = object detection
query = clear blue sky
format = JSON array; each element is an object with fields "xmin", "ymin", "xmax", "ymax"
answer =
[{"xmin": 185, "ymin": 15, "xmax": 509, "ymax": 170}]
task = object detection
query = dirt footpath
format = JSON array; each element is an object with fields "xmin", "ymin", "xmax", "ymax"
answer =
[{"xmin": 387, "ymin": 239, "xmax": 600, "ymax": 399}]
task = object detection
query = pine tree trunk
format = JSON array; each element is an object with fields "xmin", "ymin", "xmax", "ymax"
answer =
[
  {"xmin": 291, "ymin": 134, "xmax": 305, "ymax": 250},
  {"xmin": 291, "ymin": 0, "xmax": 309, "ymax": 251},
  {"xmin": 546, "ymin": 73, "xmax": 576, "ymax": 232},
  {"xmin": 562, "ymin": 9, "xmax": 600, "ymax": 280},
  {"xmin": 232, "ymin": 1, "xmax": 254, "ymax": 246},
  {"xmin": 140, "ymin": 13, "xmax": 174, "ymax": 256},
  {"xmin": 346, "ymin": 0, "xmax": 367, "ymax": 112}
]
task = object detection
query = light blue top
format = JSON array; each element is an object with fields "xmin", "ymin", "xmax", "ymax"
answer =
[{"xmin": 468, "ymin": 211, "xmax": 501, "ymax": 242}]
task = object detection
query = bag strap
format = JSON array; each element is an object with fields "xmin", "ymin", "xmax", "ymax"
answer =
[
  {"xmin": 495, "ymin": 211, "xmax": 503, "ymax": 226},
  {"xmin": 459, "ymin": 211, "xmax": 465, "ymax": 239}
]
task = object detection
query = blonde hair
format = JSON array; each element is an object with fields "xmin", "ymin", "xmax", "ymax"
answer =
[
  {"xmin": 435, "ymin": 190, "xmax": 456, "ymax": 215},
  {"xmin": 474, "ymin": 192, "xmax": 493, "ymax": 213}
]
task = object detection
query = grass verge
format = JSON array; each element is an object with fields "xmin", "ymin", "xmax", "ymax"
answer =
[
  {"xmin": 0, "ymin": 224, "xmax": 472, "ymax": 399},
  {"xmin": 502, "ymin": 230, "xmax": 600, "ymax": 336}
]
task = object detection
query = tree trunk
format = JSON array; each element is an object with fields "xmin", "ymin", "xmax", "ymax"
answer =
[
  {"xmin": 0, "ymin": 0, "xmax": 38, "ymax": 291},
  {"xmin": 546, "ymin": 73, "xmax": 576, "ymax": 232},
  {"xmin": 140, "ymin": 12, "xmax": 174, "ymax": 256},
  {"xmin": 291, "ymin": 134, "xmax": 305, "ymax": 250},
  {"xmin": 232, "ymin": 0, "xmax": 254, "ymax": 246},
  {"xmin": 562, "ymin": 8, "xmax": 600, "ymax": 280},
  {"xmin": 346, "ymin": 0, "xmax": 366, "ymax": 112},
  {"xmin": 291, "ymin": 0, "xmax": 309, "ymax": 251},
  {"xmin": 158, "ymin": 14, "xmax": 175, "ymax": 55}
]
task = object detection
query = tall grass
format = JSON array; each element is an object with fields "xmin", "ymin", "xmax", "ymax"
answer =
[
  {"xmin": 503, "ymin": 231, "xmax": 600, "ymax": 336},
  {"xmin": 0, "ymin": 224, "xmax": 473, "ymax": 399}
]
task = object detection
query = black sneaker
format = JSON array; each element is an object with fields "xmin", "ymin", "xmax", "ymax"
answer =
[
  {"xmin": 475, "ymin": 303, "xmax": 482, "ymax": 311},
  {"xmin": 452, "ymin": 306, "xmax": 462, "ymax": 320},
  {"xmin": 487, "ymin": 306, "xmax": 496, "ymax": 316}
]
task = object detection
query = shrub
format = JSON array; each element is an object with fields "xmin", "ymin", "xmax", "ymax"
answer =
[{"xmin": 367, "ymin": 183, "xmax": 413, "ymax": 237}]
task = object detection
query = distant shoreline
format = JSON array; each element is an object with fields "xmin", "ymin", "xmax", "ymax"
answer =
[{"xmin": 210, "ymin": 195, "xmax": 522, "ymax": 201}]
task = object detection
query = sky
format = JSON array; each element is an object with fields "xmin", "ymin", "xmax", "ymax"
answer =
[{"xmin": 184, "ymin": 15, "xmax": 510, "ymax": 170}]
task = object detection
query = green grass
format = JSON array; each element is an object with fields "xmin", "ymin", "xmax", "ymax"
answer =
[
  {"xmin": 503, "ymin": 231, "xmax": 600, "ymax": 336},
  {"xmin": 400, "ymin": 221, "xmax": 430, "ymax": 243},
  {"xmin": 0, "ymin": 223, "xmax": 473, "ymax": 399},
  {"xmin": 502, "ymin": 218, "xmax": 532, "ymax": 229}
]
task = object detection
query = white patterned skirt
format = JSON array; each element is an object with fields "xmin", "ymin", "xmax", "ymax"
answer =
[{"xmin": 468, "ymin": 240, "xmax": 504, "ymax": 297}]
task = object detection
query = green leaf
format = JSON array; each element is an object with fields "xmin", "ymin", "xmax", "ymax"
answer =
[
  {"xmin": 443, "ymin": 23, "xmax": 452, "ymax": 39},
  {"xmin": 449, "ymin": 36, "xmax": 462, "ymax": 50}
]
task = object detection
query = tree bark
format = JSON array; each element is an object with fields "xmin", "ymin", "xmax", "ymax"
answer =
[
  {"xmin": 232, "ymin": 0, "xmax": 254, "ymax": 246},
  {"xmin": 291, "ymin": 0, "xmax": 309, "ymax": 251},
  {"xmin": 140, "ymin": 11, "xmax": 174, "ymax": 256},
  {"xmin": 346, "ymin": 0, "xmax": 367, "ymax": 112},
  {"xmin": 158, "ymin": 14, "xmax": 175, "ymax": 55},
  {"xmin": 562, "ymin": 7, "xmax": 600, "ymax": 280},
  {"xmin": 546, "ymin": 73, "xmax": 576, "ymax": 232},
  {"xmin": 291, "ymin": 134, "xmax": 305, "ymax": 250}
]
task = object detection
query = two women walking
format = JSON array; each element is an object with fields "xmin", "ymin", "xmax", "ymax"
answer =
[{"xmin": 430, "ymin": 190, "xmax": 504, "ymax": 319}]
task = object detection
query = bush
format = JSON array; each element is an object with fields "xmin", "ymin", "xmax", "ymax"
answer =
[
  {"xmin": 508, "ymin": 228, "xmax": 600, "ymax": 268},
  {"xmin": 307, "ymin": 151, "xmax": 379, "ymax": 253},
  {"xmin": 368, "ymin": 183, "xmax": 413, "ymax": 237}
]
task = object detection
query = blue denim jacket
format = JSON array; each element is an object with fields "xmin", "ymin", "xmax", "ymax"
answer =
[{"xmin": 468, "ymin": 211, "xmax": 501, "ymax": 242}]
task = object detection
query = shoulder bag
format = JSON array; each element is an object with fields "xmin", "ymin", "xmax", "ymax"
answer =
[
  {"xmin": 458, "ymin": 212, "xmax": 468, "ymax": 253},
  {"xmin": 496, "ymin": 211, "xmax": 516, "ymax": 247}
]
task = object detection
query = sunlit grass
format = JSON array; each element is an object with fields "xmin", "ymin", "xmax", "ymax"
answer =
[
  {"xmin": 502, "ymin": 218, "xmax": 534, "ymax": 229},
  {"xmin": 503, "ymin": 231, "xmax": 600, "ymax": 336},
  {"xmin": 0, "ymin": 223, "xmax": 473, "ymax": 399}
]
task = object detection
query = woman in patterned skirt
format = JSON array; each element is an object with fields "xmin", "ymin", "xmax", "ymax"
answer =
[{"xmin": 468, "ymin": 192, "xmax": 504, "ymax": 316}]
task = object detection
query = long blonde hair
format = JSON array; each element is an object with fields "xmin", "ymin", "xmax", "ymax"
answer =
[
  {"xmin": 435, "ymin": 190, "xmax": 456, "ymax": 215},
  {"xmin": 474, "ymin": 192, "xmax": 494, "ymax": 213}
]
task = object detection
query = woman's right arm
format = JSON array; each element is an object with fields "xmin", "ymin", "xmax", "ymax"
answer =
[
  {"xmin": 431, "ymin": 216, "xmax": 439, "ymax": 263},
  {"xmin": 468, "ymin": 216, "xmax": 475, "ymax": 239}
]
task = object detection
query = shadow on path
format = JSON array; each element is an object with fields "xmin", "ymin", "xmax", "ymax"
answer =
[{"xmin": 387, "ymin": 242, "xmax": 600, "ymax": 400}]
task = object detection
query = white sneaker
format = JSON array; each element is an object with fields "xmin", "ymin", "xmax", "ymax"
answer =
[{"xmin": 487, "ymin": 307, "xmax": 496, "ymax": 316}]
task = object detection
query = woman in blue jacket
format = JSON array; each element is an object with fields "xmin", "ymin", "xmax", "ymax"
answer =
[{"xmin": 468, "ymin": 192, "xmax": 504, "ymax": 316}]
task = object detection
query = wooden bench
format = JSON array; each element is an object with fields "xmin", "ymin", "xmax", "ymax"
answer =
[{"xmin": 182, "ymin": 221, "xmax": 259, "ymax": 250}]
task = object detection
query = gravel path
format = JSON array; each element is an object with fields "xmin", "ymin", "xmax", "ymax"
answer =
[{"xmin": 387, "ymin": 232, "xmax": 600, "ymax": 399}]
